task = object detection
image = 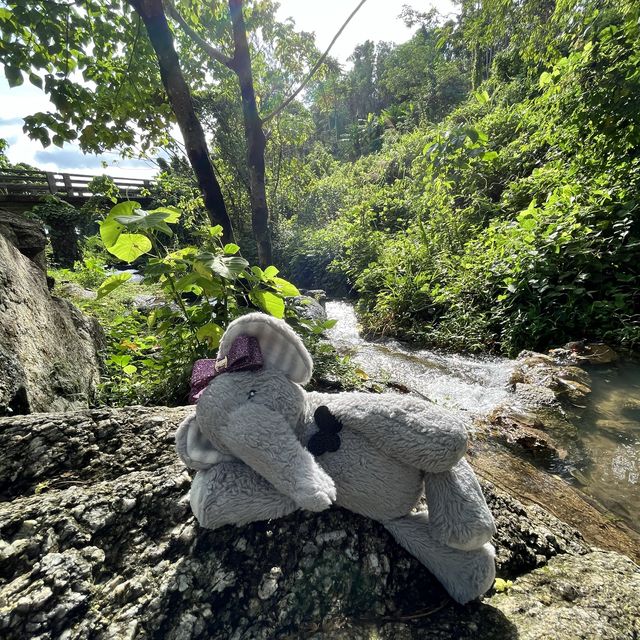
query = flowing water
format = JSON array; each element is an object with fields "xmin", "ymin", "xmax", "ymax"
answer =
[
  {"xmin": 325, "ymin": 300, "xmax": 640, "ymax": 531},
  {"xmin": 565, "ymin": 364, "xmax": 640, "ymax": 527},
  {"xmin": 326, "ymin": 300, "xmax": 513, "ymax": 416}
]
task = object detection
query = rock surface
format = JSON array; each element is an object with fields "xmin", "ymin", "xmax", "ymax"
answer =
[
  {"xmin": 0, "ymin": 225, "xmax": 103, "ymax": 415},
  {"xmin": 0, "ymin": 208, "xmax": 47, "ymax": 271},
  {"xmin": 294, "ymin": 295, "xmax": 328, "ymax": 323},
  {"xmin": 485, "ymin": 349, "xmax": 595, "ymax": 462},
  {"xmin": 1, "ymin": 407, "xmax": 638, "ymax": 639}
]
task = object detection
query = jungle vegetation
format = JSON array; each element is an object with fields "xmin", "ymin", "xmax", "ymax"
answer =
[{"xmin": 0, "ymin": 0, "xmax": 638, "ymax": 404}]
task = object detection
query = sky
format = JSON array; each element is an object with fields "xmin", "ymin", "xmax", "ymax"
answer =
[{"xmin": 0, "ymin": 0, "xmax": 455, "ymax": 179}]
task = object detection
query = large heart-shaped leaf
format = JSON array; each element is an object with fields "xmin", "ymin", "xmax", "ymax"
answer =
[
  {"xmin": 96, "ymin": 272, "xmax": 132, "ymax": 299},
  {"xmin": 109, "ymin": 201, "xmax": 142, "ymax": 217},
  {"xmin": 100, "ymin": 201, "xmax": 141, "ymax": 248},
  {"xmin": 106, "ymin": 234, "xmax": 152, "ymax": 263},
  {"xmin": 250, "ymin": 289, "xmax": 285, "ymax": 318}
]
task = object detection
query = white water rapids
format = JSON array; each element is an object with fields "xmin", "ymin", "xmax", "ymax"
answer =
[{"xmin": 325, "ymin": 300, "xmax": 513, "ymax": 416}]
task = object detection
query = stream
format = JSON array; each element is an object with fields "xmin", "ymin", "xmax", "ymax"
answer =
[{"xmin": 325, "ymin": 300, "xmax": 640, "ymax": 532}]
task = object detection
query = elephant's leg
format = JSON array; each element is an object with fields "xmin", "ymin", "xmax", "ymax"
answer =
[
  {"xmin": 190, "ymin": 461, "xmax": 298, "ymax": 530},
  {"xmin": 383, "ymin": 511, "xmax": 496, "ymax": 605},
  {"xmin": 423, "ymin": 457, "xmax": 496, "ymax": 550}
]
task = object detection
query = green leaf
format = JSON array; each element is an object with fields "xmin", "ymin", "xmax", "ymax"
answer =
[
  {"xmin": 5, "ymin": 66, "xmax": 23, "ymax": 87},
  {"xmin": 539, "ymin": 71, "xmax": 552, "ymax": 86},
  {"xmin": 174, "ymin": 273, "xmax": 202, "ymax": 291},
  {"xmin": 474, "ymin": 89, "xmax": 490, "ymax": 104},
  {"xmin": 96, "ymin": 272, "xmax": 132, "ymax": 299},
  {"xmin": 224, "ymin": 243, "xmax": 240, "ymax": 255},
  {"xmin": 250, "ymin": 290, "xmax": 285, "ymax": 318},
  {"xmin": 272, "ymin": 277, "xmax": 300, "ymax": 297},
  {"xmin": 263, "ymin": 265, "xmax": 279, "ymax": 278},
  {"xmin": 517, "ymin": 212, "xmax": 536, "ymax": 231},
  {"xmin": 109, "ymin": 201, "xmax": 142, "ymax": 217},
  {"xmin": 212, "ymin": 256, "xmax": 249, "ymax": 280},
  {"xmin": 100, "ymin": 217, "xmax": 124, "ymax": 248},
  {"xmin": 207, "ymin": 225, "xmax": 224, "ymax": 239},
  {"xmin": 196, "ymin": 322, "xmax": 224, "ymax": 347},
  {"xmin": 106, "ymin": 234, "xmax": 152, "ymax": 263},
  {"xmin": 28, "ymin": 73, "xmax": 43, "ymax": 89},
  {"xmin": 482, "ymin": 151, "xmax": 498, "ymax": 162},
  {"xmin": 100, "ymin": 202, "xmax": 141, "ymax": 248},
  {"xmin": 148, "ymin": 206, "xmax": 181, "ymax": 223},
  {"xmin": 123, "ymin": 364, "xmax": 137, "ymax": 375},
  {"xmin": 114, "ymin": 209, "xmax": 176, "ymax": 234}
]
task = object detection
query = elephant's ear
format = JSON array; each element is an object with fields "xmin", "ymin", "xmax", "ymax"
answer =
[{"xmin": 219, "ymin": 312, "xmax": 313, "ymax": 384}]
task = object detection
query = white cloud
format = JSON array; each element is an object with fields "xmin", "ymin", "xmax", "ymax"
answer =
[{"xmin": 0, "ymin": 78, "xmax": 157, "ymax": 178}]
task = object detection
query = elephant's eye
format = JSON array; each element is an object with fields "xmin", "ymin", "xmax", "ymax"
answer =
[{"xmin": 248, "ymin": 390, "xmax": 256, "ymax": 400}]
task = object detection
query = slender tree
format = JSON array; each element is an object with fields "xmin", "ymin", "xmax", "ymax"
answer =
[
  {"xmin": 168, "ymin": 0, "xmax": 370, "ymax": 266},
  {"xmin": 128, "ymin": 0, "xmax": 234, "ymax": 243}
]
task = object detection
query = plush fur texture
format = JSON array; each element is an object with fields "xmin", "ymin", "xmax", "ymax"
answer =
[{"xmin": 175, "ymin": 313, "xmax": 497, "ymax": 604}]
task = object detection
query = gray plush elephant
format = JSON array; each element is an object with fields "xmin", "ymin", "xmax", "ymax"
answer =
[{"xmin": 175, "ymin": 312, "xmax": 496, "ymax": 604}]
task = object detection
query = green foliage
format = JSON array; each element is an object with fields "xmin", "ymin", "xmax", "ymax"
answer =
[
  {"xmin": 0, "ymin": 1, "xmax": 175, "ymax": 152},
  {"xmin": 283, "ymin": 0, "xmax": 640, "ymax": 355},
  {"xmin": 48, "ymin": 257, "xmax": 106, "ymax": 292},
  {"xmin": 91, "ymin": 201, "xmax": 308, "ymax": 404},
  {"xmin": 6, "ymin": 0, "xmax": 639, "ymax": 369},
  {"xmin": 31, "ymin": 196, "xmax": 88, "ymax": 267},
  {"xmin": 0, "ymin": 138, "xmax": 9, "ymax": 168},
  {"xmin": 97, "ymin": 273, "xmax": 133, "ymax": 300}
]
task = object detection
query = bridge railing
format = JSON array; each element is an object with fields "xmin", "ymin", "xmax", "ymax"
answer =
[{"xmin": 0, "ymin": 168, "xmax": 152, "ymax": 198}]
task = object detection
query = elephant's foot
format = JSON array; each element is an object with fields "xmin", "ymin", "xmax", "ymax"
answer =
[
  {"xmin": 423, "ymin": 458, "xmax": 496, "ymax": 551},
  {"xmin": 190, "ymin": 461, "xmax": 298, "ymax": 530},
  {"xmin": 384, "ymin": 511, "xmax": 496, "ymax": 604}
]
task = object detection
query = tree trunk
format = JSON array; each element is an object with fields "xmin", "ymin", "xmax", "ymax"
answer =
[
  {"xmin": 128, "ymin": 0, "xmax": 234, "ymax": 244},
  {"xmin": 228, "ymin": 0, "xmax": 273, "ymax": 267}
]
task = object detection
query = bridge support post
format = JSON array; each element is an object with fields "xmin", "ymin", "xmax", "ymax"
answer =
[
  {"xmin": 45, "ymin": 172, "xmax": 58, "ymax": 195},
  {"xmin": 63, "ymin": 174, "xmax": 74, "ymax": 196}
]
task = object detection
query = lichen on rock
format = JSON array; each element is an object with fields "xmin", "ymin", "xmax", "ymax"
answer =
[{"xmin": 1, "ymin": 407, "xmax": 638, "ymax": 639}]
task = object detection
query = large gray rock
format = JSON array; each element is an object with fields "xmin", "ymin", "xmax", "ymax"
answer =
[
  {"xmin": 0, "ymin": 209, "xmax": 47, "ymax": 271},
  {"xmin": 0, "ymin": 407, "xmax": 638, "ymax": 639},
  {"xmin": 0, "ymin": 231, "xmax": 103, "ymax": 415}
]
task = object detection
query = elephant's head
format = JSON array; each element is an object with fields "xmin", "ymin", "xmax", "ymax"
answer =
[{"xmin": 193, "ymin": 313, "xmax": 313, "ymax": 454}]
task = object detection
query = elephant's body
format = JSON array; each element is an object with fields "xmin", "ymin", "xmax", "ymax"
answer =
[
  {"xmin": 176, "ymin": 313, "xmax": 497, "ymax": 605},
  {"xmin": 302, "ymin": 392, "xmax": 434, "ymax": 521}
]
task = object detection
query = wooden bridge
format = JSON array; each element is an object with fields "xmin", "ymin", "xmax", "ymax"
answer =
[{"xmin": 0, "ymin": 168, "xmax": 154, "ymax": 212}]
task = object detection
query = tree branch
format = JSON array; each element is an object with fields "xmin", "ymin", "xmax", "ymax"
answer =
[
  {"xmin": 164, "ymin": 0, "xmax": 234, "ymax": 69},
  {"xmin": 261, "ymin": 0, "xmax": 370, "ymax": 124}
]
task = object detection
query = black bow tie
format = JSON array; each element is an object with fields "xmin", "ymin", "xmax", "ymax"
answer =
[{"xmin": 307, "ymin": 406, "xmax": 343, "ymax": 456}]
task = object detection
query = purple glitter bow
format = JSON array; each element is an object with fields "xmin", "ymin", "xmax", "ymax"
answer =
[{"xmin": 188, "ymin": 334, "xmax": 264, "ymax": 403}]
